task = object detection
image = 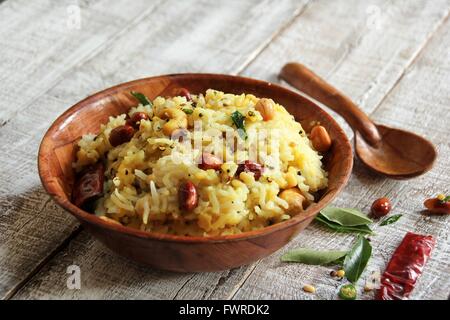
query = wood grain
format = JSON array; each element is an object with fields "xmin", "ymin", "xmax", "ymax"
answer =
[
  {"xmin": 0, "ymin": 0, "xmax": 164, "ymax": 126},
  {"xmin": 232, "ymin": 3, "xmax": 450, "ymax": 300},
  {"xmin": 2, "ymin": 0, "xmax": 450, "ymax": 299},
  {"xmin": 0, "ymin": 0, "xmax": 310, "ymax": 298}
]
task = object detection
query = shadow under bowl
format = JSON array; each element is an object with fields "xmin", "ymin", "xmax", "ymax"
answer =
[{"xmin": 38, "ymin": 74, "xmax": 353, "ymax": 272}]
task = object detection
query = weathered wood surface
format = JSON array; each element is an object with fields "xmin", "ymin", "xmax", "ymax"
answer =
[
  {"xmin": 0, "ymin": 0, "xmax": 309, "ymax": 299},
  {"xmin": 0, "ymin": 0, "xmax": 165, "ymax": 126},
  {"xmin": 1, "ymin": 0, "xmax": 449, "ymax": 300}
]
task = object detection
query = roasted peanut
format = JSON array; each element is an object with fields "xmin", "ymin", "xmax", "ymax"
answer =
[
  {"xmin": 109, "ymin": 125, "xmax": 135, "ymax": 147},
  {"xmin": 370, "ymin": 197, "xmax": 392, "ymax": 218},
  {"xmin": 255, "ymin": 98, "xmax": 275, "ymax": 121},
  {"xmin": 127, "ymin": 112, "xmax": 149, "ymax": 129},
  {"xmin": 170, "ymin": 128, "xmax": 189, "ymax": 142},
  {"xmin": 177, "ymin": 88, "xmax": 192, "ymax": 101},
  {"xmin": 179, "ymin": 181, "xmax": 199, "ymax": 212},
  {"xmin": 158, "ymin": 108, "xmax": 188, "ymax": 136},
  {"xmin": 424, "ymin": 197, "xmax": 450, "ymax": 215},
  {"xmin": 279, "ymin": 188, "xmax": 306, "ymax": 214},
  {"xmin": 236, "ymin": 160, "xmax": 264, "ymax": 180},
  {"xmin": 199, "ymin": 153, "xmax": 223, "ymax": 170},
  {"xmin": 310, "ymin": 125, "xmax": 332, "ymax": 153}
]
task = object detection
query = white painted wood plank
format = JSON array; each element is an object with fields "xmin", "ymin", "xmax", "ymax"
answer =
[
  {"xmin": 0, "ymin": 0, "xmax": 165, "ymax": 299},
  {"xmin": 12, "ymin": 0, "xmax": 450, "ymax": 300},
  {"xmin": 232, "ymin": 1, "xmax": 450, "ymax": 300},
  {"xmin": 243, "ymin": 0, "xmax": 450, "ymax": 137},
  {"xmin": 0, "ymin": 0, "xmax": 309, "ymax": 299},
  {"xmin": 0, "ymin": 0, "xmax": 164, "ymax": 126}
]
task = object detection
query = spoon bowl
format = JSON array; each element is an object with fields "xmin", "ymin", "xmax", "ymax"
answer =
[
  {"xmin": 355, "ymin": 125, "xmax": 437, "ymax": 179},
  {"xmin": 280, "ymin": 62, "xmax": 437, "ymax": 179}
]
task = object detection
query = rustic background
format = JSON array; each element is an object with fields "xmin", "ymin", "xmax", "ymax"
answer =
[{"xmin": 0, "ymin": 0, "xmax": 449, "ymax": 300}]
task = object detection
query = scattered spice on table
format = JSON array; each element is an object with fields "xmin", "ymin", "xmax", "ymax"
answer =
[
  {"xmin": 423, "ymin": 194, "xmax": 450, "ymax": 215},
  {"xmin": 339, "ymin": 284, "xmax": 357, "ymax": 300}
]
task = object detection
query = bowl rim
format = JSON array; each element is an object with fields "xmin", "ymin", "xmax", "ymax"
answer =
[{"xmin": 38, "ymin": 73, "xmax": 353, "ymax": 244}]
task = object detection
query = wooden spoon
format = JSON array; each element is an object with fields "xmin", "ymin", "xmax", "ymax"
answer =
[{"xmin": 280, "ymin": 62, "xmax": 437, "ymax": 179}]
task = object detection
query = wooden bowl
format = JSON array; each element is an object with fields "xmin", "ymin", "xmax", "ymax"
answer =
[{"xmin": 38, "ymin": 74, "xmax": 353, "ymax": 272}]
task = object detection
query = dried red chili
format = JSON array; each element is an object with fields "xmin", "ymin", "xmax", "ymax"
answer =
[
  {"xmin": 376, "ymin": 232, "xmax": 435, "ymax": 300},
  {"xmin": 72, "ymin": 162, "xmax": 105, "ymax": 210}
]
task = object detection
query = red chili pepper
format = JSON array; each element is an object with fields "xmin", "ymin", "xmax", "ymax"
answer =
[
  {"xmin": 376, "ymin": 232, "xmax": 435, "ymax": 300},
  {"xmin": 72, "ymin": 162, "xmax": 105, "ymax": 209}
]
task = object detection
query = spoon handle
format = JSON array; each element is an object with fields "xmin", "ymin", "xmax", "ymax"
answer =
[{"xmin": 280, "ymin": 62, "xmax": 381, "ymax": 147}]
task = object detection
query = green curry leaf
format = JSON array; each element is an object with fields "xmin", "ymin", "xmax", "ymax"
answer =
[
  {"xmin": 231, "ymin": 111, "xmax": 248, "ymax": 140},
  {"xmin": 343, "ymin": 236, "xmax": 372, "ymax": 283},
  {"xmin": 379, "ymin": 214, "xmax": 402, "ymax": 226},
  {"xmin": 281, "ymin": 248, "xmax": 348, "ymax": 265},
  {"xmin": 315, "ymin": 214, "xmax": 373, "ymax": 234},
  {"xmin": 130, "ymin": 91, "xmax": 152, "ymax": 106},
  {"xmin": 320, "ymin": 207, "xmax": 373, "ymax": 226}
]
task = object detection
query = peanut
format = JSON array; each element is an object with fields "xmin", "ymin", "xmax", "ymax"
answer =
[
  {"xmin": 127, "ymin": 112, "xmax": 149, "ymax": 129},
  {"xmin": 177, "ymin": 88, "xmax": 192, "ymax": 101},
  {"xmin": 255, "ymin": 98, "xmax": 275, "ymax": 121},
  {"xmin": 310, "ymin": 125, "xmax": 332, "ymax": 153},
  {"xmin": 179, "ymin": 181, "xmax": 199, "ymax": 212},
  {"xmin": 109, "ymin": 125, "xmax": 135, "ymax": 147},
  {"xmin": 236, "ymin": 160, "xmax": 264, "ymax": 180},
  {"xmin": 199, "ymin": 153, "xmax": 223, "ymax": 170}
]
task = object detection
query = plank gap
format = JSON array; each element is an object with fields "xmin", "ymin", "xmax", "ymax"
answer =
[{"xmin": 5, "ymin": 225, "xmax": 83, "ymax": 300}]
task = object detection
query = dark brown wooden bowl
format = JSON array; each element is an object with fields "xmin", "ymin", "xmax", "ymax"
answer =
[{"xmin": 38, "ymin": 74, "xmax": 353, "ymax": 272}]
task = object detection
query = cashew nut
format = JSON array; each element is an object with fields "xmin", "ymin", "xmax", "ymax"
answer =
[{"xmin": 279, "ymin": 188, "xmax": 306, "ymax": 215}]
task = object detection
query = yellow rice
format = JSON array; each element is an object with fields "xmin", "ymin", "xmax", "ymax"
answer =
[{"xmin": 74, "ymin": 89, "xmax": 328, "ymax": 236}]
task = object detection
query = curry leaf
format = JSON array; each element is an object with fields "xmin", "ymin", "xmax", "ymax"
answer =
[
  {"xmin": 231, "ymin": 111, "xmax": 248, "ymax": 140},
  {"xmin": 379, "ymin": 214, "xmax": 402, "ymax": 226},
  {"xmin": 130, "ymin": 91, "xmax": 152, "ymax": 106},
  {"xmin": 343, "ymin": 236, "xmax": 372, "ymax": 283},
  {"xmin": 281, "ymin": 248, "xmax": 348, "ymax": 265},
  {"xmin": 315, "ymin": 214, "xmax": 373, "ymax": 234},
  {"xmin": 182, "ymin": 108, "xmax": 193, "ymax": 114},
  {"xmin": 320, "ymin": 207, "xmax": 373, "ymax": 226}
]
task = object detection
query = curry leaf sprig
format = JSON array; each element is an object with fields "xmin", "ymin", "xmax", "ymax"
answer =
[
  {"xmin": 130, "ymin": 91, "xmax": 152, "ymax": 107},
  {"xmin": 281, "ymin": 235, "xmax": 373, "ymax": 284},
  {"xmin": 315, "ymin": 207, "xmax": 373, "ymax": 234},
  {"xmin": 231, "ymin": 111, "xmax": 248, "ymax": 140}
]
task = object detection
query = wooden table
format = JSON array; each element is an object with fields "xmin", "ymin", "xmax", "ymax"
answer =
[{"xmin": 1, "ymin": 0, "xmax": 449, "ymax": 300}]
